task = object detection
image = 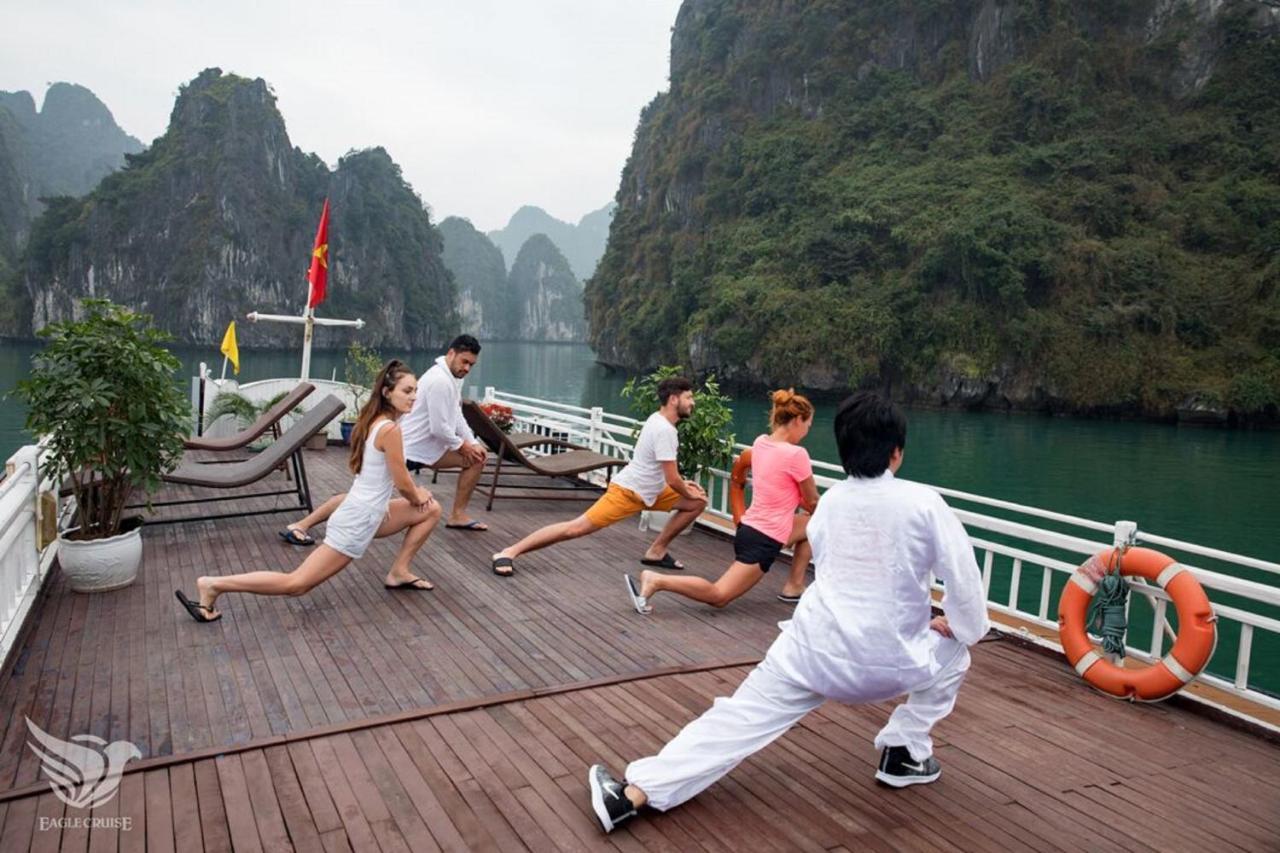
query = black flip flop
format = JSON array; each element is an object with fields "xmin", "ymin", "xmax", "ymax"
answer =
[
  {"xmin": 639, "ymin": 553, "xmax": 683, "ymax": 570},
  {"xmin": 385, "ymin": 577, "xmax": 435, "ymax": 591},
  {"xmin": 445, "ymin": 520, "xmax": 489, "ymax": 531},
  {"xmin": 491, "ymin": 556, "xmax": 515, "ymax": 577},
  {"xmin": 174, "ymin": 590, "xmax": 222, "ymax": 623},
  {"xmin": 777, "ymin": 593, "xmax": 802, "ymax": 604},
  {"xmin": 278, "ymin": 528, "xmax": 315, "ymax": 546}
]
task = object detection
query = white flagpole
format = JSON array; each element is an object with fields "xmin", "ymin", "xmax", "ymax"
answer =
[
  {"xmin": 220, "ymin": 355, "xmax": 229, "ymax": 381},
  {"xmin": 301, "ymin": 278, "xmax": 314, "ymax": 380}
]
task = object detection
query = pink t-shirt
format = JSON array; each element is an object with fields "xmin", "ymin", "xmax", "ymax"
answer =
[{"xmin": 740, "ymin": 434, "xmax": 814, "ymax": 544}]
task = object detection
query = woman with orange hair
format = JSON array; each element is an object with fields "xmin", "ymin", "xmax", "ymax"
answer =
[{"xmin": 625, "ymin": 389, "xmax": 818, "ymax": 614}]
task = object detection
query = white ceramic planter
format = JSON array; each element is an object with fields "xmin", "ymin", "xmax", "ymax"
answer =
[{"xmin": 58, "ymin": 522, "xmax": 143, "ymax": 593}]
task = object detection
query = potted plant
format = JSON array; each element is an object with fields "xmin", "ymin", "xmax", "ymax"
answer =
[
  {"xmin": 620, "ymin": 365, "xmax": 735, "ymax": 533},
  {"xmin": 16, "ymin": 299, "xmax": 189, "ymax": 592},
  {"xmin": 342, "ymin": 340, "xmax": 383, "ymax": 444},
  {"xmin": 203, "ymin": 388, "xmax": 300, "ymax": 450}
]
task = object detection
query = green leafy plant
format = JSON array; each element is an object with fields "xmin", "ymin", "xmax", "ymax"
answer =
[
  {"xmin": 203, "ymin": 389, "xmax": 299, "ymax": 432},
  {"xmin": 620, "ymin": 365, "xmax": 736, "ymax": 479},
  {"xmin": 343, "ymin": 340, "xmax": 383, "ymax": 421},
  {"xmin": 16, "ymin": 299, "xmax": 189, "ymax": 541}
]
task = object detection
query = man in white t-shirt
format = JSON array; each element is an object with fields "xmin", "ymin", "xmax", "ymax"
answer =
[
  {"xmin": 277, "ymin": 335, "xmax": 490, "ymax": 547},
  {"xmin": 489, "ymin": 377, "xmax": 708, "ymax": 577}
]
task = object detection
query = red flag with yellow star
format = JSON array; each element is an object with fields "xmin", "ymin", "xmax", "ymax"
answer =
[{"xmin": 307, "ymin": 198, "xmax": 330, "ymax": 308}]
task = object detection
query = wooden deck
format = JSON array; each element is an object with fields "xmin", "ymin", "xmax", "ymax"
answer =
[{"xmin": 0, "ymin": 446, "xmax": 1276, "ymax": 851}]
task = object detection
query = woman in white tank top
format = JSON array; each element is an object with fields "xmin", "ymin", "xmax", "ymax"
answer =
[{"xmin": 175, "ymin": 361, "xmax": 443, "ymax": 623}]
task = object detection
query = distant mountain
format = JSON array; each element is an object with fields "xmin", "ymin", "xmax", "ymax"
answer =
[
  {"xmin": 20, "ymin": 68, "xmax": 458, "ymax": 348},
  {"xmin": 438, "ymin": 216, "xmax": 516, "ymax": 340},
  {"xmin": 507, "ymin": 234, "xmax": 586, "ymax": 342},
  {"xmin": 588, "ymin": 0, "xmax": 1280, "ymax": 422},
  {"xmin": 488, "ymin": 202, "xmax": 614, "ymax": 280},
  {"xmin": 0, "ymin": 83, "xmax": 142, "ymax": 334}
]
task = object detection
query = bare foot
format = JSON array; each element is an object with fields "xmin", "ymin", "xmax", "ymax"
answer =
[
  {"xmin": 639, "ymin": 569, "xmax": 660, "ymax": 600},
  {"xmin": 780, "ymin": 583, "xmax": 806, "ymax": 598},
  {"xmin": 195, "ymin": 576, "xmax": 222, "ymax": 619}
]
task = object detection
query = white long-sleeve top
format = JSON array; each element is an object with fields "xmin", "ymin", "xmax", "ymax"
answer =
[
  {"xmin": 399, "ymin": 356, "xmax": 477, "ymax": 465},
  {"xmin": 786, "ymin": 470, "xmax": 989, "ymax": 694}
]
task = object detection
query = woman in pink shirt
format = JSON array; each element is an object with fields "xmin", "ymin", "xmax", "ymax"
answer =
[{"xmin": 625, "ymin": 390, "xmax": 819, "ymax": 613}]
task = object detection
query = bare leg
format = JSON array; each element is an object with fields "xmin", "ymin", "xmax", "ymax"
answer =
[
  {"xmin": 375, "ymin": 497, "xmax": 443, "ymax": 586},
  {"xmin": 195, "ymin": 544, "xmax": 352, "ymax": 618},
  {"xmin": 432, "ymin": 449, "xmax": 489, "ymax": 528},
  {"xmin": 495, "ymin": 514, "xmax": 600, "ymax": 561},
  {"xmin": 781, "ymin": 514, "xmax": 811, "ymax": 598},
  {"xmin": 643, "ymin": 496, "xmax": 707, "ymax": 566},
  {"xmin": 290, "ymin": 493, "xmax": 345, "ymax": 536},
  {"xmin": 639, "ymin": 561, "xmax": 763, "ymax": 611}
]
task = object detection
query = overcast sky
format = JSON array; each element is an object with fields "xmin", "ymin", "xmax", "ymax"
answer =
[{"xmin": 0, "ymin": 0, "xmax": 683, "ymax": 232}]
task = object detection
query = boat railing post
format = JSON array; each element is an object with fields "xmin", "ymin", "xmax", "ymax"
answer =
[
  {"xmin": 484, "ymin": 386, "xmax": 496, "ymax": 405},
  {"xmin": 1113, "ymin": 520, "xmax": 1137, "ymax": 550},
  {"xmin": 589, "ymin": 407, "xmax": 604, "ymax": 454}
]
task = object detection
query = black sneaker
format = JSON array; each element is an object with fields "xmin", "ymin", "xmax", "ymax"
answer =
[
  {"xmin": 587, "ymin": 764, "xmax": 637, "ymax": 833},
  {"xmin": 875, "ymin": 745, "xmax": 941, "ymax": 787}
]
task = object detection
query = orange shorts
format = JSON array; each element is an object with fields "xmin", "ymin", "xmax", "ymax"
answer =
[{"xmin": 584, "ymin": 483, "xmax": 682, "ymax": 528}]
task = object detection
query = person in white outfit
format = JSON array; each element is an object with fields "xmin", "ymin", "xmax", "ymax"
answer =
[
  {"xmin": 278, "ymin": 335, "xmax": 489, "ymax": 545},
  {"xmin": 587, "ymin": 391, "xmax": 991, "ymax": 832},
  {"xmin": 175, "ymin": 361, "xmax": 443, "ymax": 623}
]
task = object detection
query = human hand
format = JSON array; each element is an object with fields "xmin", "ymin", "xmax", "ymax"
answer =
[
  {"xmin": 463, "ymin": 441, "xmax": 486, "ymax": 464},
  {"xmin": 684, "ymin": 480, "xmax": 707, "ymax": 500},
  {"xmin": 414, "ymin": 487, "xmax": 434, "ymax": 510},
  {"xmin": 929, "ymin": 616, "xmax": 953, "ymax": 638}
]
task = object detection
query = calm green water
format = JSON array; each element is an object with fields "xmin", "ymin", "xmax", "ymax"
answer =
[{"xmin": 3, "ymin": 339, "xmax": 1277, "ymax": 692}]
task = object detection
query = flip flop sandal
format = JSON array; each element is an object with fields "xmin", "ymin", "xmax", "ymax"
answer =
[
  {"xmin": 777, "ymin": 593, "xmax": 803, "ymax": 604},
  {"xmin": 624, "ymin": 574, "xmax": 652, "ymax": 615},
  {"xmin": 491, "ymin": 556, "xmax": 515, "ymax": 577},
  {"xmin": 174, "ymin": 590, "xmax": 222, "ymax": 623},
  {"xmin": 639, "ymin": 553, "xmax": 683, "ymax": 570},
  {"xmin": 445, "ymin": 520, "xmax": 489, "ymax": 531},
  {"xmin": 385, "ymin": 577, "xmax": 435, "ymax": 591},
  {"xmin": 278, "ymin": 528, "xmax": 315, "ymax": 546}
]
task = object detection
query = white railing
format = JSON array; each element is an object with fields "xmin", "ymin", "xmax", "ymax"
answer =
[
  {"xmin": 191, "ymin": 368, "xmax": 363, "ymax": 442},
  {"xmin": 0, "ymin": 442, "xmax": 59, "ymax": 667},
  {"xmin": 487, "ymin": 388, "xmax": 1280, "ymax": 723}
]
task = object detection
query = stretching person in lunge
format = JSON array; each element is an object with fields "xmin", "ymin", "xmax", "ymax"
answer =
[
  {"xmin": 489, "ymin": 377, "xmax": 708, "ymax": 577},
  {"xmin": 175, "ymin": 360, "xmax": 442, "ymax": 622},
  {"xmin": 587, "ymin": 391, "xmax": 991, "ymax": 832},
  {"xmin": 625, "ymin": 388, "xmax": 817, "ymax": 614},
  {"xmin": 278, "ymin": 335, "xmax": 489, "ymax": 545}
]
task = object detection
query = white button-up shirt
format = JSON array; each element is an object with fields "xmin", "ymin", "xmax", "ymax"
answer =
[{"xmin": 399, "ymin": 356, "xmax": 477, "ymax": 465}]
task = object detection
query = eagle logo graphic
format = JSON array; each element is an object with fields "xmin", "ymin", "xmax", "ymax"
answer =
[{"xmin": 25, "ymin": 718, "xmax": 141, "ymax": 809}]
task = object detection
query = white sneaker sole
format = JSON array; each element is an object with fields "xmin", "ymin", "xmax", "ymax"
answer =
[
  {"xmin": 623, "ymin": 574, "xmax": 651, "ymax": 615},
  {"xmin": 588, "ymin": 764, "xmax": 616, "ymax": 832},
  {"xmin": 875, "ymin": 767, "xmax": 941, "ymax": 787}
]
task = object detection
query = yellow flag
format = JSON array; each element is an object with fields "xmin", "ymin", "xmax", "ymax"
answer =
[{"xmin": 220, "ymin": 320, "xmax": 240, "ymax": 374}]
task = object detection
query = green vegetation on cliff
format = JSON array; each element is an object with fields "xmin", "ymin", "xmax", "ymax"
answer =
[{"xmin": 587, "ymin": 0, "xmax": 1280, "ymax": 419}]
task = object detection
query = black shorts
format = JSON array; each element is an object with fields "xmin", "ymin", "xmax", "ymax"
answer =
[{"xmin": 733, "ymin": 523, "xmax": 784, "ymax": 572}]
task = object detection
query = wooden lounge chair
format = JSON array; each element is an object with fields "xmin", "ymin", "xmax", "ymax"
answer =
[
  {"xmin": 138, "ymin": 394, "xmax": 345, "ymax": 525},
  {"xmin": 186, "ymin": 382, "xmax": 315, "ymax": 451},
  {"xmin": 461, "ymin": 400, "xmax": 625, "ymax": 510}
]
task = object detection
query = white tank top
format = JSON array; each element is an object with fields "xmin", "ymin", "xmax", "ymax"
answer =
[{"xmin": 346, "ymin": 419, "xmax": 396, "ymax": 508}]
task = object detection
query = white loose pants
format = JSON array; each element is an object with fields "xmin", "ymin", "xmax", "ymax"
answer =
[{"xmin": 625, "ymin": 630, "xmax": 971, "ymax": 811}]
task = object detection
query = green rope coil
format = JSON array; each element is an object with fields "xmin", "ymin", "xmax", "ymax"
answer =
[{"xmin": 1088, "ymin": 554, "xmax": 1129, "ymax": 657}]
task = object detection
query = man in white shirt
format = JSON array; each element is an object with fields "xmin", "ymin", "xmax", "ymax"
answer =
[
  {"xmin": 490, "ymin": 377, "xmax": 708, "ymax": 577},
  {"xmin": 398, "ymin": 335, "xmax": 490, "ymax": 530},
  {"xmin": 278, "ymin": 335, "xmax": 489, "ymax": 546},
  {"xmin": 586, "ymin": 391, "xmax": 991, "ymax": 833}
]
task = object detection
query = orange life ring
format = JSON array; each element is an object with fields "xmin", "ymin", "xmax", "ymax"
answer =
[
  {"xmin": 1058, "ymin": 547, "xmax": 1217, "ymax": 702},
  {"xmin": 728, "ymin": 449, "xmax": 752, "ymax": 526}
]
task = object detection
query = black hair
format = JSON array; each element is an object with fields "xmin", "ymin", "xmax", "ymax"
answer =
[
  {"xmin": 833, "ymin": 391, "xmax": 907, "ymax": 478},
  {"xmin": 656, "ymin": 376, "xmax": 693, "ymax": 406},
  {"xmin": 448, "ymin": 334, "xmax": 481, "ymax": 355}
]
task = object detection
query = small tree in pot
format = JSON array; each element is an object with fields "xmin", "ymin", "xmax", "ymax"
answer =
[
  {"xmin": 341, "ymin": 340, "xmax": 383, "ymax": 444},
  {"xmin": 16, "ymin": 299, "xmax": 189, "ymax": 591}
]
